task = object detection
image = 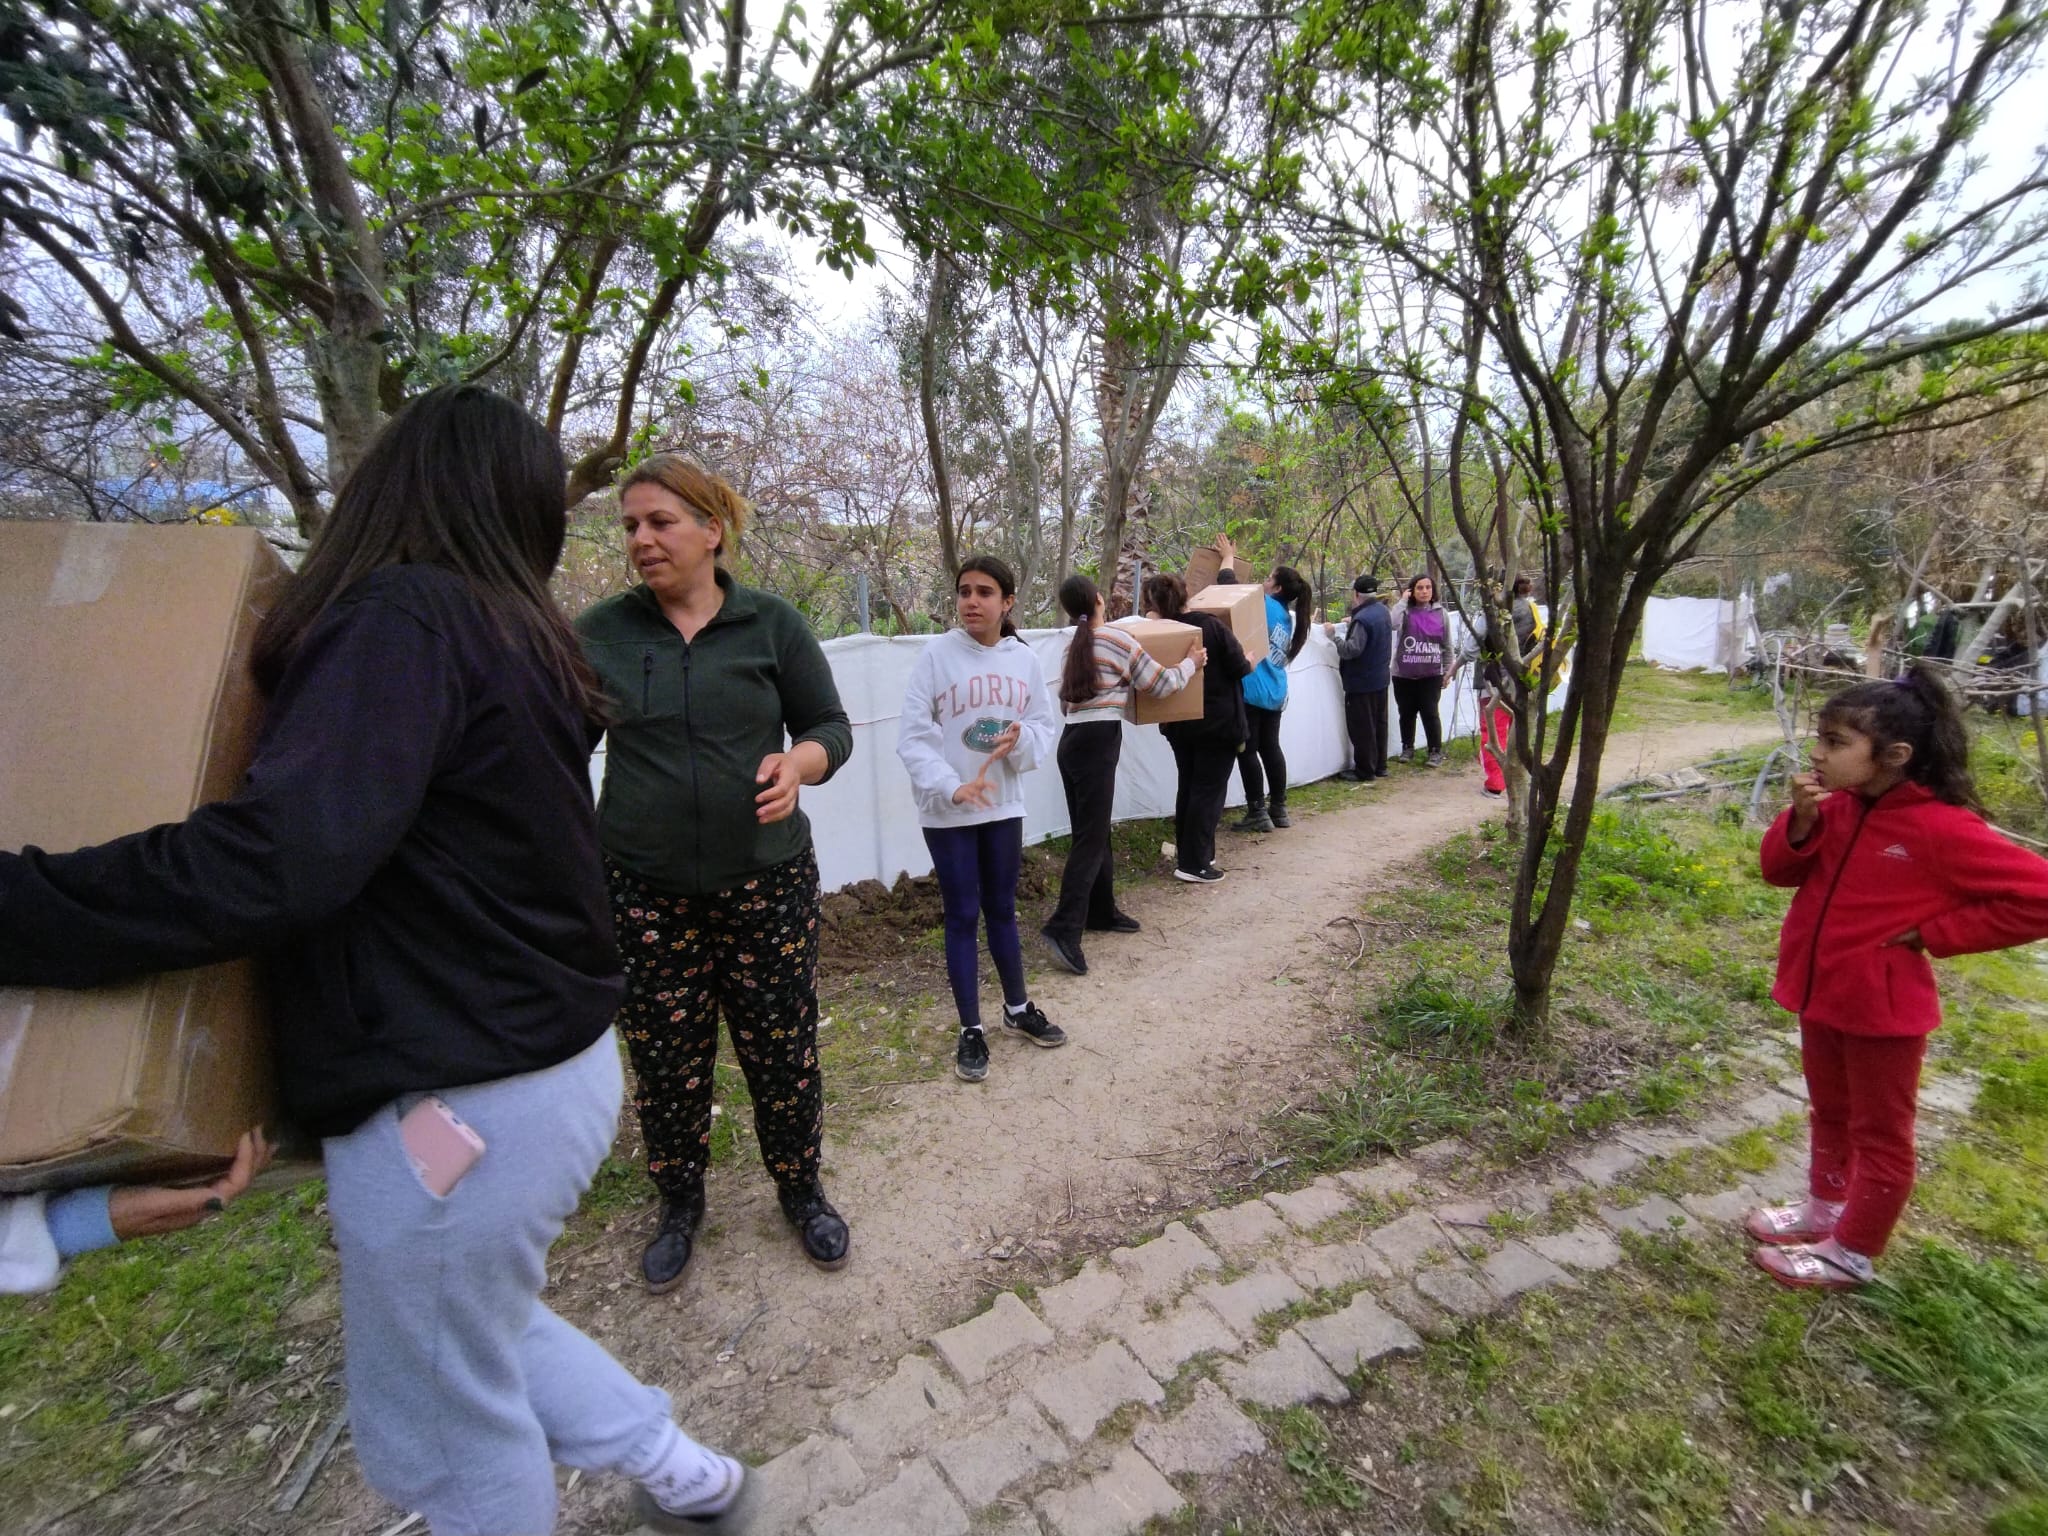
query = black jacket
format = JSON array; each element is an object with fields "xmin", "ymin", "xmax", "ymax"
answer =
[
  {"xmin": 0, "ymin": 565, "xmax": 624, "ymax": 1137},
  {"xmin": 1335, "ymin": 599, "xmax": 1392, "ymax": 693},
  {"xmin": 1163, "ymin": 611, "xmax": 1252, "ymax": 748}
]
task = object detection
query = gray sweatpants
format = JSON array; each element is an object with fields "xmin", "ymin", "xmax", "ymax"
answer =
[{"xmin": 324, "ymin": 1030, "xmax": 673, "ymax": 1535}]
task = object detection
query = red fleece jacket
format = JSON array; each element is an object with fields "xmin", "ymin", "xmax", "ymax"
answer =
[{"xmin": 1761, "ymin": 778, "xmax": 2048, "ymax": 1036}]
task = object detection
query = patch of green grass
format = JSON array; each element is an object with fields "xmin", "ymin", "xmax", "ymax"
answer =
[
  {"xmin": 1291, "ymin": 1048, "xmax": 1480, "ymax": 1165},
  {"xmin": 1378, "ymin": 972, "xmax": 1505, "ymax": 1053},
  {"xmin": 1990, "ymin": 1495, "xmax": 2048, "ymax": 1536},
  {"xmin": 1270, "ymin": 1405, "xmax": 1368, "ymax": 1510},
  {"xmin": 1852, "ymin": 1241, "xmax": 2048, "ymax": 1488},
  {"xmin": 0, "ymin": 1179, "xmax": 333, "ymax": 1510}
]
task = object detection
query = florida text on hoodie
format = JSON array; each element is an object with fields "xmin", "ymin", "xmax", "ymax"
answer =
[{"xmin": 897, "ymin": 628, "xmax": 1061, "ymax": 829}]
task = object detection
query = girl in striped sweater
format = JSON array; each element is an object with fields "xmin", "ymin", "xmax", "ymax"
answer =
[{"xmin": 1041, "ymin": 574, "xmax": 1205, "ymax": 975}]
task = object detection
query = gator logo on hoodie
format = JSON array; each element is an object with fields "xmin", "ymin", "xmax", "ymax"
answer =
[{"xmin": 961, "ymin": 715, "xmax": 1014, "ymax": 753}]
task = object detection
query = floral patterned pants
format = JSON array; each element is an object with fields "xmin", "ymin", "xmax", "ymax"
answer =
[{"xmin": 606, "ymin": 849, "xmax": 826, "ymax": 1204}]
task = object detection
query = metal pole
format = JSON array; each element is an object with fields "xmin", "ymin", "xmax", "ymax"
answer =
[
  {"xmin": 1131, "ymin": 559, "xmax": 1143, "ymax": 616},
  {"xmin": 856, "ymin": 570, "xmax": 871, "ymax": 633}
]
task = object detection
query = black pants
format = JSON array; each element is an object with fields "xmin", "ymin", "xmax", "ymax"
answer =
[
  {"xmin": 607, "ymin": 849, "xmax": 825, "ymax": 1204},
  {"xmin": 1237, "ymin": 704, "xmax": 1287, "ymax": 804},
  {"xmin": 1170, "ymin": 733, "xmax": 1237, "ymax": 873},
  {"xmin": 1392, "ymin": 676, "xmax": 1444, "ymax": 755},
  {"xmin": 1344, "ymin": 689, "xmax": 1389, "ymax": 778},
  {"xmin": 1048, "ymin": 720, "xmax": 1123, "ymax": 939}
]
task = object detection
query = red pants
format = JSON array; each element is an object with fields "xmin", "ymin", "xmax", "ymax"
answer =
[
  {"xmin": 1800, "ymin": 1018, "xmax": 1928, "ymax": 1256},
  {"xmin": 1480, "ymin": 701, "xmax": 1514, "ymax": 793}
]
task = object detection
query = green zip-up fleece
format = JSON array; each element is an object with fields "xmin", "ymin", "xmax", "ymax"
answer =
[{"xmin": 575, "ymin": 571, "xmax": 853, "ymax": 897}]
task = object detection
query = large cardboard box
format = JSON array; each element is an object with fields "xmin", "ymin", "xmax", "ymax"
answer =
[
  {"xmin": 0, "ymin": 522, "xmax": 289, "ymax": 1193},
  {"xmin": 1111, "ymin": 617, "xmax": 1206, "ymax": 724},
  {"xmin": 1188, "ymin": 582, "xmax": 1268, "ymax": 667}
]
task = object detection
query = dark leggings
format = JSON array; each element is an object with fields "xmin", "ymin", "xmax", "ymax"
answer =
[
  {"xmin": 1048, "ymin": 721, "xmax": 1122, "ymax": 939},
  {"xmin": 924, "ymin": 818, "xmax": 1028, "ymax": 1031},
  {"xmin": 1237, "ymin": 704, "xmax": 1287, "ymax": 804},
  {"xmin": 1392, "ymin": 675, "xmax": 1444, "ymax": 755}
]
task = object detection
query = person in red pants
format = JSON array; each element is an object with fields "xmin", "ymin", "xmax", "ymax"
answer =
[
  {"xmin": 1468, "ymin": 576, "xmax": 1540, "ymax": 797},
  {"xmin": 1752, "ymin": 666, "xmax": 2048, "ymax": 1287}
]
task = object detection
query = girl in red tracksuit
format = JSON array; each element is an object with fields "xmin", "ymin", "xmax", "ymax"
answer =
[{"xmin": 1752, "ymin": 666, "xmax": 2048, "ymax": 1289}]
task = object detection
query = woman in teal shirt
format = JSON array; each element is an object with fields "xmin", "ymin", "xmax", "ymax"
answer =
[{"xmin": 1228, "ymin": 563, "xmax": 1315, "ymax": 831}]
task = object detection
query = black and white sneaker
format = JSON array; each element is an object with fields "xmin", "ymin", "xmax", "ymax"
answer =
[
  {"xmin": 1003, "ymin": 1003, "xmax": 1068, "ymax": 1048},
  {"xmin": 1196, "ymin": 864, "xmax": 1226, "ymax": 883},
  {"xmin": 956, "ymin": 1028, "xmax": 990, "ymax": 1082},
  {"xmin": 1173, "ymin": 866, "xmax": 1208, "ymax": 883}
]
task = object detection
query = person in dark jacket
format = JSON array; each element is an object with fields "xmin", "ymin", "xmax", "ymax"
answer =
[
  {"xmin": 1329, "ymin": 575, "xmax": 1392, "ymax": 781},
  {"xmin": 575, "ymin": 454, "xmax": 854, "ymax": 1292},
  {"xmin": 0, "ymin": 387, "xmax": 755, "ymax": 1535},
  {"xmin": 1143, "ymin": 573, "xmax": 1252, "ymax": 882}
]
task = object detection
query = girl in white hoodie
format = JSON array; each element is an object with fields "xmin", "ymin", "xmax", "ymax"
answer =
[{"xmin": 897, "ymin": 557, "xmax": 1065, "ymax": 1084}]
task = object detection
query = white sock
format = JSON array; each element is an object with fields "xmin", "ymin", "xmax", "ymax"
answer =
[
  {"xmin": 963, "ymin": 1023, "xmax": 984, "ymax": 1035},
  {"xmin": 1006, "ymin": 1000, "xmax": 1031, "ymax": 1016},
  {"xmin": 632, "ymin": 1422, "xmax": 742, "ymax": 1516}
]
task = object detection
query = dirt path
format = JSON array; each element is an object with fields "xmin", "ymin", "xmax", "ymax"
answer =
[{"xmin": 255, "ymin": 714, "xmax": 1785, "ymax": 1535}]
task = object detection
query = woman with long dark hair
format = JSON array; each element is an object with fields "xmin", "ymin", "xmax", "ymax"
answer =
[
  {"xmin": 897, "ymin": 556, "xmax": 1065, "ymax": 1084},
  {"xmin": 1231, "ymin": 563, "xmax": 1314, "ymax": 831},
  {"xmin": 1041, "ymin": 572, "xmax": 1203, "ymax": 973},
  {"xmin": 1144, "ymin": 573, "xmax": 1251, "ymax": 882},
  {"xmin": 0, "ymin": 387, "xmax": 754, "ymax": 1533},
  {"xmin": 575, "ymin": 454, "xmax": 854, "ymax": 1293},
  {"xmin": 1390, "ymin": 573, "xmax": 1454, "ymax": 765}
]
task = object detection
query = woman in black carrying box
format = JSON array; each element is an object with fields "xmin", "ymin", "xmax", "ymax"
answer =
[{"xmin": 1143, "ymin": 573, "xmax": 1252, "ymax": 882}]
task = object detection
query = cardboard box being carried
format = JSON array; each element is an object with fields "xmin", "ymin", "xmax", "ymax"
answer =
[
  {"xmin": 1188, "ymin": 581, "xmax": 1268, "ymax": 667},
  {"xmin": 0, "ymin": 522, "xmax": 289, "ymax": 1193},
  {"xmin": 1184, "ymin": 543, "xmax": 1228, "ymax": 596},
  {"xmin": 1111, "ymin": 617, "xmax": 1206, "ymax": 724}
]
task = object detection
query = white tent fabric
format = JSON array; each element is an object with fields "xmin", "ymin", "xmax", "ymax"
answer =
[
  {"xmin": 592, "ymin": 619, "xmax": 1507, "ymax": 893},
  {"xmin": 1642, "ymin": 594, "xmax": 1754, "ymax": 671}
]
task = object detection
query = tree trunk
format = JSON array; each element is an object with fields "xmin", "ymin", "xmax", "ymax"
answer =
[{"xmin": 919, "ymin": 257, "xmax": 962, "ymax": 583}]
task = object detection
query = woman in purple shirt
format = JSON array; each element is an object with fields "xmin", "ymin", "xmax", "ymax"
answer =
[{"xmin": 1390, "ymin": 574, "xmax": 1453, "ymax": 765}]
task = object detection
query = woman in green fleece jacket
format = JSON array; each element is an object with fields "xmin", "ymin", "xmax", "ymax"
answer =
[{"xmin": 575, "ymin": 455, "xmax": 855, "ymax": 1292}]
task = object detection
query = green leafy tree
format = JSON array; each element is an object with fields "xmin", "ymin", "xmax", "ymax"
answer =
[
  {"xmin": 0, "ymin": 0, "xmax": 1058, "ymax": 533},
  {"xmin": 1281, "ymin": 0, "xmax": 2048, "ymax": 1028}
]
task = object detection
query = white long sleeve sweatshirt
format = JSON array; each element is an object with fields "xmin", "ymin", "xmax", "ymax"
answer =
[{"xmin": 896, "ymin": 628, "xmax": 1060, "ymax": 829}]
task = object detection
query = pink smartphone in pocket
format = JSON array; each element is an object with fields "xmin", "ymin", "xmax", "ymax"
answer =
[{"xmin": 398, "ymin": 1096, "xmax": 486, "ymax": 1196}]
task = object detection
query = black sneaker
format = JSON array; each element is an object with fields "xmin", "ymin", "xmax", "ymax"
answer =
[
  {"xmin": 779, "ymin": 1186, "xmax": 850, "ymax": 1270},
  {"xmin": 1002, "ymin": 1002, "xmax": 1068, "ymax": 1048},
  {"xmin": 1172, "ymin": 866, "xmax": 1208, "ymax": 883},
  {"xmin": 1197, "ymin": 864, "xmax": 1227, "ymax": 882},
  {"xmin": 956, "ymin": 1027, "xmax": 990, "ymax": 1082},
  {"xmin": 1270, "ymin": 800, "xmax": 1291, "ymax": 828},
  {"xmin": 1088, "ymin": 911, "xmax": 1142, "ymax": 934},
  {"xmin": 641, "ymin": 1188, "xmax": 706, "ymax": 1295},
  {"xmin": 1041, "ymin": 927, "xmax": 1088, "ymax": 975}
]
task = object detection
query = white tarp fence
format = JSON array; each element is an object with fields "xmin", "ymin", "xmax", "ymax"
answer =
[
  {"xmin": 1642, "ymin": 594, "xmax": 1756, "ymax": 671},
  {"xmin": 594, "ymin": 620, "xmax": 1499, "ymax": 893}
]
